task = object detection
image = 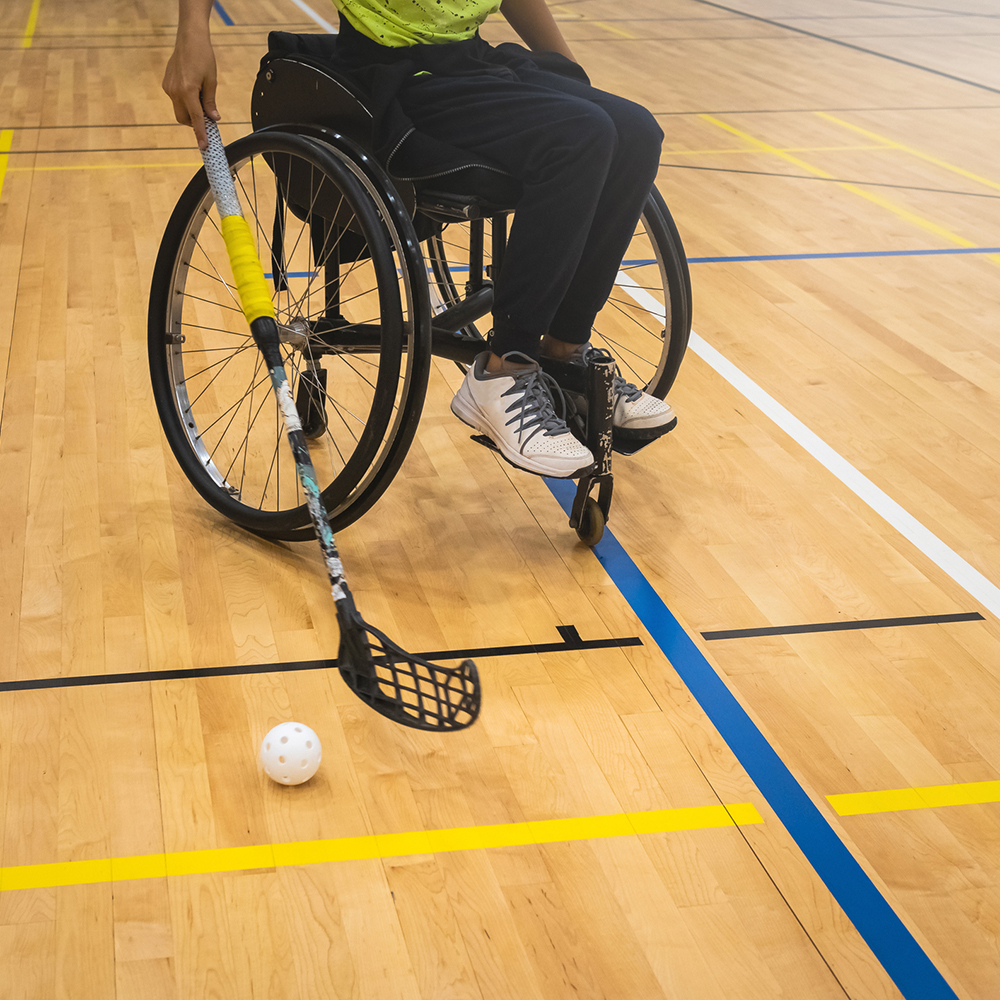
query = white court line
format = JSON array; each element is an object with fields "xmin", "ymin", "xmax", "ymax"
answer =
[
  {"xmin": 615, "ymin": 271, "xmax": 1000, "ymax": 619},
  {"xmin": 289, "ymin": 0, "xmax": 337, "ymax": 32}
]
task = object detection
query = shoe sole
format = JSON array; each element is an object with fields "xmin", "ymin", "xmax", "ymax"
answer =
[
  {"xmin": 450, "ymin": 392, "xmax": 596, "ymax": 479},
  {"xmin": 615, "ymin": 414, "xmax": 678, "ymax": 441}
]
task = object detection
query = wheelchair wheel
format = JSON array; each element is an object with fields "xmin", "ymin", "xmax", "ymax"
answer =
[
  {"xmin": 424, "ymin": 186, "xmax": 691, "ymax": 395},
  {"xmin": 149, "ymin": 130, "xmax": 431, "ymax": 540}
]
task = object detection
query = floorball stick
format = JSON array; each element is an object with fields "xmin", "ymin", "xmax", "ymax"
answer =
[{"xmin": 199, "ymin": 118, "xmax": 480, "ymax": 731}]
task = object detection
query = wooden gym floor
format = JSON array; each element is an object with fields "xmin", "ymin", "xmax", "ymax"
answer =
[{"xmin": 2, "ymin": 0, "xmax": 1000, "ymax": 997}]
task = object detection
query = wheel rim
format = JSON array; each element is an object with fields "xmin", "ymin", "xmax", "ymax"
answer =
[{"xmin": 157, "ymin": 136, "xmax": 422, "ymax": 531}]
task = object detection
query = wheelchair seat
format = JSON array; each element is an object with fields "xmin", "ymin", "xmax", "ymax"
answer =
[{"xmin": 250, "ymin": 33, "xmax": 523, "ymax": 221}]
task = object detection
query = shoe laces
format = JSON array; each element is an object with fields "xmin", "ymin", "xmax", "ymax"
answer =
[
  {"xmin": 498, "ymin": 354, "xmax": 572, "ymax": 444},
  {"xmin": 577, "ymin": 345, "xmax": 643, "ymax": 404}
]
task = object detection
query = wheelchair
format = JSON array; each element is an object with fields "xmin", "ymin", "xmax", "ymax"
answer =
[{"xmin": 147, "ymin": 36, "xmax": 692, "ymax": 545}]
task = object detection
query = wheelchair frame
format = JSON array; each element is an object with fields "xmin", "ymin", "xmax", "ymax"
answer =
[{"xmin": 147, "ymin": 51, "xmax": 692, "ymax": 545}]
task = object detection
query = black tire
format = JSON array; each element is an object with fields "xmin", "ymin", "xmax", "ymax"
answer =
[
  {"xmin": 423, "ymin": 186, "xmax": 691, "ymax": 394},
  {"xmin": 149, "ymin": 130, "xmax": 431, "ymax": 540}
]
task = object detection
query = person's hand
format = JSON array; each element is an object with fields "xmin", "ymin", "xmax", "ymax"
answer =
[{"xmin": 163, "ymin": 31, "xmax": 220, "ymax": 150}]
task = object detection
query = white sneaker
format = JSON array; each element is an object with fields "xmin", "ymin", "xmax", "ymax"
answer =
[
  {"xmin": 541, "ymin": 343, "xmax": 676, "ymax": 436},
  {"xmin": 451, "ymin": 352, "xmax": 596, "ymax": 478}
]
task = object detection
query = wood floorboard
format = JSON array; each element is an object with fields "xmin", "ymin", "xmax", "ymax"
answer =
[{"xmin": 2, "ymin": 0, "xmax": 999, "ymax": 998}]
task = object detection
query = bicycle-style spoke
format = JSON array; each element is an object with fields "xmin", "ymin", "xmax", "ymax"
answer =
[
  {"xmin": 193, "ymin": 365, "xmax": 273, "ymax": 445},
  {"xmin": 592, "ymin": 322, "xmax": 664, "ymax": 386},
  {"xmin": 182, "ymin": 348, "xmax": 258, "ymax": 419},
  {"xmin": 158, "ymin": 134, "xmax": 425, "ymax": 532},
  {"xmin": 180, "ymin": 341, "xmax": 254, "ymax": 391},
  {"xmin": 198, "ymin": 216, "xmax": 252, "ymax": 314},
  {"xmin": 179, "ymin": 319, "xmax": 253, "ymax": 339},
  {"xmin": 258, "ymin": 394, "xmax": 283, "ymax": 511},
  {"xmin": 182, "ymin": 265, "xmax": 252, "ymax": 305},
  {"xmin": 603, "ymin": 290, "xmax": 665, "ymax": 334},
  {"xmin": 223, "ymin": 367, "xmax": 279, "ymax": 493}
]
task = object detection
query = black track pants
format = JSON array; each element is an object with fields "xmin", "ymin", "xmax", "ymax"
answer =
[{"xmin": 397, "ymin": 52, "xmax": 664, "ymax": 357}]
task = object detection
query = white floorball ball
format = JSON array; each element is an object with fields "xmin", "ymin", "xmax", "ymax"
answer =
[{"xmin": 259, "ymin": 722, "xmax": 322, "ymax": 785}]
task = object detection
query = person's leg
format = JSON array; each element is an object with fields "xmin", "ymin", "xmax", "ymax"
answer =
[
  {"xmin": 497, "ymin": 69, "xmax": 675, "ymax": 438},
  {"xmin": 398, "ymin": 73, "xmax": 612, "ymax": 474},
  {"xmin": 469, "ymin": 62, "xmax": 667, "ymax": 348},
  {"xmin": 397, "ymin": 73, "xmax": 621, "ymax": 360},
  {"xmin": 397, "ymin": 65, "xmax": 670, "ymax": 467},
  {"xmin": 535, "ymin": 82, "xmax": 664, "ymax": 346}
]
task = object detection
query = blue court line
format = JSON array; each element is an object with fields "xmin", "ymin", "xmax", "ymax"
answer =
[
  {"xmin": 263, "ymin": 248, "xmax": 999, "ymax": 284},
  {"xmin": 545, "ymin": 478, "xmax": 958, "ymax": 1000},
  {"xmin": 212, "ymin": 1, "xmax": 234, "ymax": 25},
  {"xmin": 438, "ymin": 247, "xmax": 999, "ymax": 275},
  {"xmin": 687, "ymin": 246, "xmax": 1000, "ymax": 264}
]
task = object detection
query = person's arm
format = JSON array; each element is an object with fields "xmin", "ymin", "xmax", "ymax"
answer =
[
  {"xmin": 499, "ymin": 0, "xmax": 576, "ymax": 62},
  {"xmin": 163, "ymin": 0, "xmax": 219, "ymax": 149}
]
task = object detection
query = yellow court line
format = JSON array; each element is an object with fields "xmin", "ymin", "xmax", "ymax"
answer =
[
  {"xmin": 829, "ymin": 779, "xmax": 1000, "ymax": 817},
  {"xmin": 593, "ymin": 21, "xmax": 636, "ymax": 39},
  {"xmin": 0, "ymin": 802, "xmax": 763, "ymax": 892},
  {"xmin": 21, "ymin": 0, "xmax": 42, "ymax": 48},
  {"xmin": 816, "ymin": 112, "xmax": 1000, "ymax": 194},
  {"xmin": 0, "ymin": 130, "xmax": 12, "ymax": 201},
  {"xmin": 700, "ymin": 114, "xmax": 1000, "ymax": 265}
]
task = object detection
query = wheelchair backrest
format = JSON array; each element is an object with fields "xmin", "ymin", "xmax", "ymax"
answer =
[
  {"xmin": 251, "ymin": 51, "xmax": 374, "ymax": 152},
  {"xmin": 251, "ymin": 35, "xmax": 388, "ymax": 244}
]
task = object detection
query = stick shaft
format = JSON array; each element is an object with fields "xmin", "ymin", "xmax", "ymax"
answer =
[
  {"xmin": 199, "ymin": 121, "xmax": 350, "ymax": 603},
  {"xmin": 251, "ymin": 319, "xmax": 348, "ymax": 602}
]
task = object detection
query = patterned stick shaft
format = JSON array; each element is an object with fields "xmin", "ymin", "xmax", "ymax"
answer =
[
  {"xmin": 199, "ymin": 119, "xmax": 349, "ymax": 605},
  {"xmin": 252, "ymin": 319, "xmax": 348, "ymax": 603}
]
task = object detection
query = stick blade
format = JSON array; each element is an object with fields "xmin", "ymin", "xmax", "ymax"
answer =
[{"xmin": 338, "ymin": 621, "xmax": 481, "ymax": 731}]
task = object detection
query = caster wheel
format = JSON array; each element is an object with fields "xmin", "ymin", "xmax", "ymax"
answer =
[{"xmin": 576, "ymin": 496, "xmax": 605, "ymax": 547}]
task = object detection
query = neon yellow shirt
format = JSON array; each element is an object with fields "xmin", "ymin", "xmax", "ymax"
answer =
[{"xmin": 334, "ymin": 0, "xmax": 501, "ymax": 46}]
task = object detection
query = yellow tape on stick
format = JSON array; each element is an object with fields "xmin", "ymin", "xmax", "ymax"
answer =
[{"xmin": 220, "ymin": 214, "xmax": 275, "ymax": 324}]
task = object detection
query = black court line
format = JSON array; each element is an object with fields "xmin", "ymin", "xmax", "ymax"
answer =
[
  {"xmin": 7, "ymin": 147, "xmax": 197, "ymax": 154},
  {"xmin": 1, "ymin": 42, "xmax": 274, "ymax": 51},
  {"xmin": 11, "ymin": 156, "xmax": 991, "ymax": 206},
  {"xmin": 0, "ymin": 626, "xmax": 642, "ymax": 694},
  {"xmin": 15, "ymin": 111, "xmax": 997, "ymax": 129},
  {"xmin": 13, "ymin": 121, "xmax": 255, "ymax": 130},
  {"xmin": 659, "ymin": 161, "xmax": 1000, "ymax": 199},
  {"xmin": 686, "ymin": 0, "xmax": 1000, "ymax": 95},
  {"xmin": 702, "ymin": 612, "xmax": 984, "ymax": 640},
  {"xmin": 847, "ymin": 0, "xmax": 996, "ymax": 17}
]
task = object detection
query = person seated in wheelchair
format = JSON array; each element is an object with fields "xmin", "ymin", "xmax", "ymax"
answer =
[{"xmin": 164, "ymin": 0, "xmax": 677, "ymax": 480}]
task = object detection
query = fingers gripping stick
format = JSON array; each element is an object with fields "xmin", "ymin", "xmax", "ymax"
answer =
[{"xmin": 198, "ymin": 120, "xmax": 481, "ymax": 731}]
